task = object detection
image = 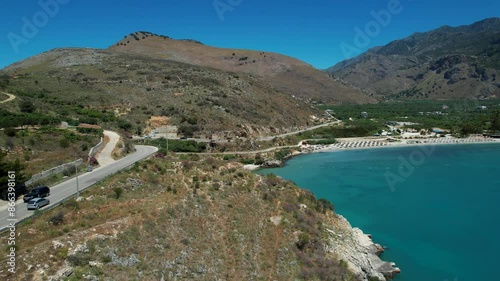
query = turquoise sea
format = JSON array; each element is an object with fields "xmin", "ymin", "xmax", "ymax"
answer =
[{"xmin": 256, "ymin": 143, "xmax": 500, "ymax": 281}]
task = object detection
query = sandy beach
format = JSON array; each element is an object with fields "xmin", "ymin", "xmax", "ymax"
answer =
[
  {"xmin": 244, "ymin": 135, "xmax": 500, "ymax": 171},
  {"xmin": 307, "ymin": 135, "xmax": 500, "ymax": 153}
]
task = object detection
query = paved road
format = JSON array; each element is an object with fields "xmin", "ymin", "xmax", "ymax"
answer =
[
  {"xmin": 0, "ymin": 92, "xmax": 16, "ymax": 104},
  {"xmin": 178, "ymin": 145, "xmax": 301, "ymax": 156},
  {"xmin": 0, "ymin": 145, "xmax": 158, "ymax": 231},
  {"xmin": 97, "ymin": 130, "xmax": 121, "ymax": 166},
  {"xmin": 256, "ymin": 120, "xmax": 341, "ymax": 141},
  {"xmin": 133, "ymin": 120, "xmax": 341, "ymax": 144}
]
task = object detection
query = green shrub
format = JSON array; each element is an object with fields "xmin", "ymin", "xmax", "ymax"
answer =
[
  {"xmin": 223, "ymin": 154, "xmax": 236, "ymax": 161},
  {"xmin": 59, "ymin": 138, "xmax": 70, "ymax": 148},
  {"xmin": 19, "ymin": 100, "xmax": 36, "ymax": 113},
  {"xmin": 296, "ymin": 233, "xmax": 309, "ymax": 250},
  {"xmin": 49, "ymin": 211, "xmax": 64, "ymax": 225},
  {"xmin": 67, "ymin": 253, "xmax": 91, "ymax": 266},
  {"xmin": 117, "ymin": 119, "xmax": 132, "ymax": 131},
  {"xmin": 274, "ymin": 149, "xmax": 291, "ymax": 161},
  {"xmin": 80, "ymin": 143, "xmax": 88, "ymax": 151},
  {"xmin": 4, "ymin": 128, "xmax": 17, "ymax": 137},
  {"xmin": 63, "ymin": 199, "xmax": 79, "ymax": 210},
  {"xmin": 315, "ymin": 198, "xmax": 334, "ymax": 213},
  {"xmin": 240, "ymin": 158, "xmax": 255, "ymax": 165},
  {"xmin": 113, "ymin": 187, "xmax": 123, "ymax": 199}
]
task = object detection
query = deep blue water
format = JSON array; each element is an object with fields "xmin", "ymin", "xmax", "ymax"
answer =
[{"xmin": 256, "ymin": 144, "xmax": 500, "ymax": 281}]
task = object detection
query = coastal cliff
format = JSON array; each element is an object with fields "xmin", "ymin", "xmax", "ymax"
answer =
[
  {"xmin": 324, "ymin": 215, "xmax": 400, "ymax": 280},
  {"xmin": 1, "ymin": 155, "xmax": 399, "ymax": 280}
]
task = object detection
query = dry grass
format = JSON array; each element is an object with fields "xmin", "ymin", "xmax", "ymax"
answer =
[
  {"xmin": 0, "ymin": 155, "xmax": 356, "ymax": 281},
  {"xmin": 2, "ymin": 47, "xmax": 320, "ymax": 138},
  {"xmin": 2, "ymin": 128, "xmax": 100, "ymax": 176},
  {"xmin": 110, "ymin": 32, "xmax": 376, "ymax": 104}
]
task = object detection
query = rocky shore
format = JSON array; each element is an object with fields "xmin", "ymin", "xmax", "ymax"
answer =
[
  {"xmin": 325, "ymin": 215, "xmax": 400, "ymax": 280},
  {"xmin": 242, "ymin": 136, "xmax": 500, "ymax": 279}
]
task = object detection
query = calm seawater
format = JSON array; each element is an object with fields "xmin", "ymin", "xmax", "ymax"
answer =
[{"xmin": 256, "ymin": 143, "xmax": 500, "ymax": 281}]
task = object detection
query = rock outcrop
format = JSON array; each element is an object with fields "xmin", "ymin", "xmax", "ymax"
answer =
[{"xmin": 325, "ymin": 215, "xmax": 400, "ymax": 280}]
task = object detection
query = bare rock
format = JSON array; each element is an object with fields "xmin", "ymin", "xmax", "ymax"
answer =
[
  {"xmin": 70, "ymin": 243, "xmax": 89, "ymax": 255},
  {"xmin": 269, "ymin": 216, "xmax": 282, "ymax": 226},
  {"xmin": 89, "ymin": 261, "xmax": 103, "ymax": 267},
  {"xmin": 262, "ymin": 160, "xmax": 283, "ymax": 168},
  {"xmin": 52, "ymin": 240, "xmax": 65, "ymax": 249},
  {"xmin": 325, "ymin": 215, "xmax": 400, "ymax": 281},
  {"xmin": 126, "ymin": 178, "xmax": 144, "ymax": 188}
]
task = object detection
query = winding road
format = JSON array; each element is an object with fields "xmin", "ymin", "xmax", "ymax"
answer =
[
  {"xmin": 0, "ymin": 144, "xmax": 157, "ymax": 231},
  {"xmin": 0, "ymin": 121, "xmax": 341, "ymax": 230},
  {"xmin": 0, "ymin": 92, "xmax": 16, "ymax": 104},
  {"xmin": 97, "ymin": 130, "xmax": 121, "ymax": 166}
]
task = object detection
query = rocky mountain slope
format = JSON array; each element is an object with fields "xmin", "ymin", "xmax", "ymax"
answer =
[
  {"xmin": 328, "ymin": 18, "xmax": 500, "ymax": 100},
  {"xmin": 1, "ymin": 48, "xmax": 320, "ymax": 137},
  {"xmin": 109, "ymin": 31, "xmax": 376, "ymax": 104}
]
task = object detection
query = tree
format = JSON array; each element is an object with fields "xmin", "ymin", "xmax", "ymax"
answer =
[
  {"xmin": 490, "ymin": 110, "xmax": 500, "ymax": 132},
  {"xmin": 0, "ymin": 75, "xmax": 9, "ymax": 88},
  {"xmin": 136, "ymin": 126, "xmax": 143, "ymax": 136},
  {"xmin": 19, "ymin": 100, "xmax": 36, "ymax": 113},
  {"xmin": 0, "ymin": 152, "xmax": 28, "ymax": 200},
  {"xmin": 179, "ymin": 124, "xmax": 198, "ymax": 138},
  {"xmin": 117, "ymin": 119, "xmax": 132, "ymax": 131},
  {"xmin": 459, "ymin": 122, "xmax": 482, "ymax": 137}
]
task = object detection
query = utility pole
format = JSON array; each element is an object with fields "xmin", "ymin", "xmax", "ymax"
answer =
[{"xmin": 76, "ymin": 163, "xmax": 80, "ymax": 198}]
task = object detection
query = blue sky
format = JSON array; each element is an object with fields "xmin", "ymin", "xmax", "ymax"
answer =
[{"xmin": 1, "ymin": 0, "xmax": 499, "ymax": 70}]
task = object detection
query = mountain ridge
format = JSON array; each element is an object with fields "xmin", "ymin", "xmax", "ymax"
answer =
[
  {"xmin": 328, "ymin": 17, "xmax": 500, "ymax": 100},
  {"xmin": 108, "ymin": 31, "xmax": 376, "ymax": 104}
]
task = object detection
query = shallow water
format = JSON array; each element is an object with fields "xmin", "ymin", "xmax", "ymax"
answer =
[{"xmin": 256, "ymin": 144, "xmax": 500, "ymax": 281}]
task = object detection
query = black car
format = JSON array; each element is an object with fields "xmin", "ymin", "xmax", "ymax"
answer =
[{"xmin": 23, "ymin": 186, "xmax": 50, "ymax": 203}]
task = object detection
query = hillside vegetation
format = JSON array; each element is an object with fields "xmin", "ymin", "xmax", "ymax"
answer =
[
  {"xmin": 1, "ymin": 48, "xmax": 318, "ymax": 138},
  {"xmin": 0, "ymin": 155, "xmax": 359, "ymax": 281}
]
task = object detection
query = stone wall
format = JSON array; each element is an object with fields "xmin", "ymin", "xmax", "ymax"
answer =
[
  {"xmin": 25, "ymin": 159, "xmax": 83, "ymax": 187},
  {"xmin": 88, "ymin": 137, "xmax": 104, "ymax": 161}
]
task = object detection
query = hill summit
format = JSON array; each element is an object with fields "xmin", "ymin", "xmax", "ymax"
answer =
[{"xmin": 109, "ymin": 31, "xmax": 376, "ymax": 104}]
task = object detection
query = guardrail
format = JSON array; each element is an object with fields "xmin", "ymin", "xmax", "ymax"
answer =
[
  {"xmin": 88, "ymin": 136, "xmax": 104, "ymax": 161},
  {"xmin": 0, "ymin": 148, "xmax": 157, "ymax": 234}
]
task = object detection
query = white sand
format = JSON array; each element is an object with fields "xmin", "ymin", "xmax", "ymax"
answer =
[{"xmin": 243, "ymin": 164, "xmax": 261, "ymax": 171}]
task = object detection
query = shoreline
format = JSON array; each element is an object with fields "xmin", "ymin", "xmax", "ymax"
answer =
[
  {"xmin": 249, "ymin": 136, "xmax": 500, "ymax": 279},
  {"xmin": 244, "ymin": 136, "xmax": 500, "ymax": 171},
  {"xmin": 294, "ymin": 136, "xmax": 500, "ymax": 162},
  {"xmin": 315, "ymin": 136, "xmax": 500, "ymax": 154}
]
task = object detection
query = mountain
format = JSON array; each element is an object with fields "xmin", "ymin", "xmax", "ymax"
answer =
[
  {"xmin": 109, "ymin": 31, "xmax": 376, "ymax": 104},
  {"xmin": 1, "ymin": 48, "xmax": 319, "ymax": 137},
  {"xmin": 328, "ymin": 18, "xmax": 500, "ymax": 100},
  {"xmin": 0, "ymin": 31, "xmax": 379, "ymax": 137}
]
